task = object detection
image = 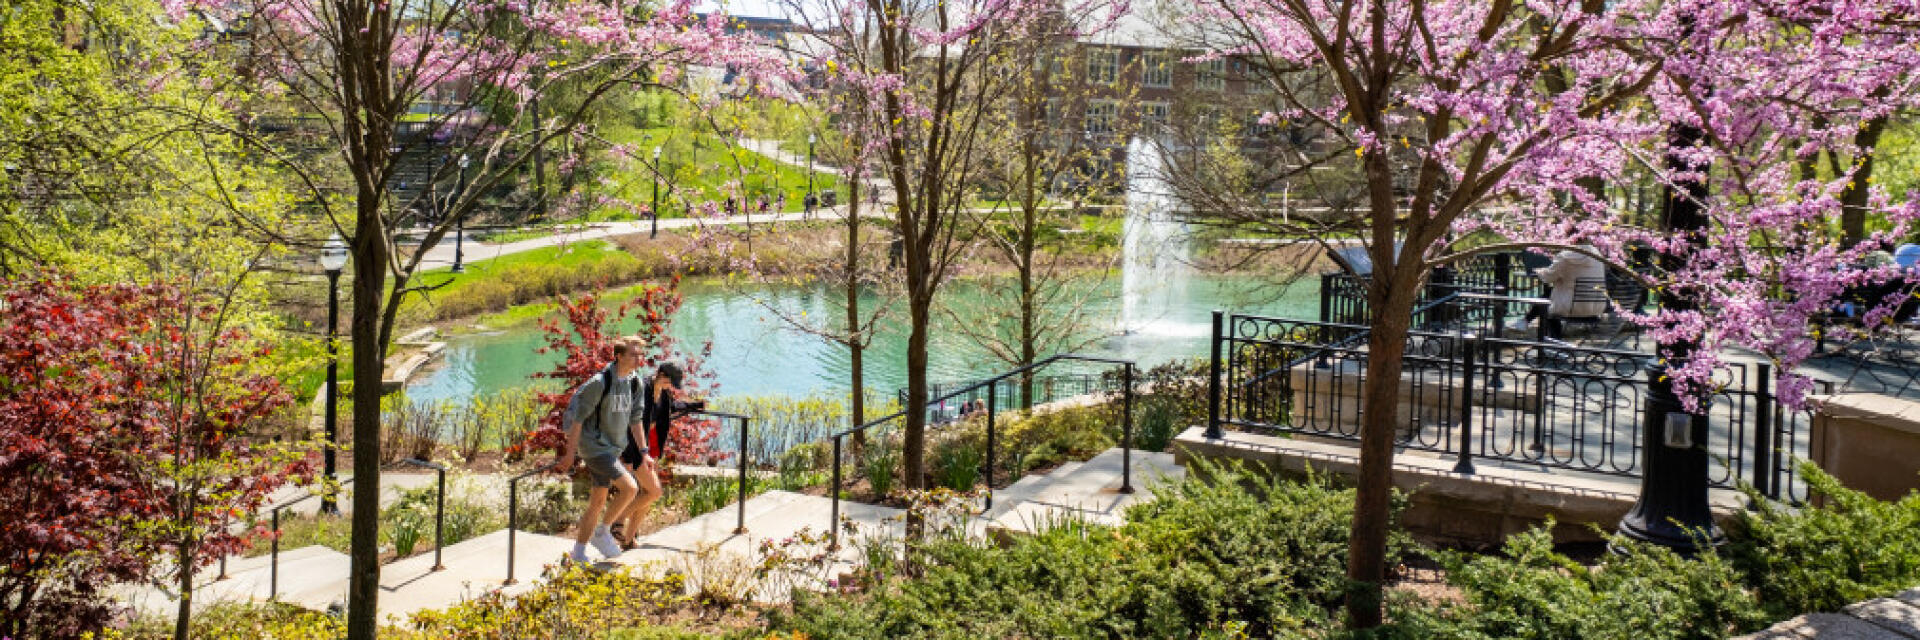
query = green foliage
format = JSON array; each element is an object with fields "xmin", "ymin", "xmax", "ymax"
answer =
[
  {"xmin": 1728, "ymin": 462, "xmax": 1920, "ymax": 616},
  {"xmin": 401, "ymin": 564, "xmax": 693, "ymax": 639},
  {"xmin": 590, "ymin": 123, "xmax": 848, "ymax": 219},
  {"xmin": 931, "ymin": 437, "xmax": 983, "ymax": 491},
  {"xmin": 516, "ymin": 477, "xmax": 585, "ymax": 535},
  {"xmin": 860, "ymin": 439, "xmax": 900, "ymax": 498},
  {"xmin": 104, "ymin": 601, "xmax": 345, "ymax": 640},
  {"xmin": 403, "ymin": 240, "xmax": 646, "ymax": 323},
  {"xmin": 776, "ymin": 460, "xmax": 1401, "ymax": 638},
  {"xmin": 248, "ymin": 473, "xmax": 504, "ymax": 559},
  {"xmin": 1393, "ymin": 526, "xmax": 1768, "ymax": 640},
  {"xmin": 678, "ymin": 475, "xmax": 773, "ymax": 518},
  {"xmin": 1131, "ymin": 359, "xmax": 1211, "ymax": 452}
]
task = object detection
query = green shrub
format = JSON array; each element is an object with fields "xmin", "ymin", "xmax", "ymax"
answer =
[
  {"xmin": 776, "ymin": 460, "xmax": 1401, "ymax": 638},
  {"xmin": 1391, "ymin": 526, "xmax": 1768, "ymax": 640},
  {"xmin": 517, "ymin": 477, "xmax": 584, "ymax": 535},
  {"xmin": 382, "ymin": 473, "xmax": 507, "ymax": 556},
  {"xmin": 931, "ymin": 437, "xmax": 983, "ymax": 491},
  {"xmin": 402, "ymin": 563, "xmax": 693, "ymax": 639},
  {"xmin": 1729, "ymin": 462, "xmax": 1920, "ymax": 617},
  {"xmin": 859, "ymin": 439, "xmax": 899, "ymax": 498},
  {"xmin": 105, "ymin": 601, "xmax": 345, "ymax": 639}
]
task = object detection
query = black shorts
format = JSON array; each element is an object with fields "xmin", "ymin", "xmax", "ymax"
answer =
[{"xmin": 621, "ymin": 437, "xmax": 648, "ymax": 467}]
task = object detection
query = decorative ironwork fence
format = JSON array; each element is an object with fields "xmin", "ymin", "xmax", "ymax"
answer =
[{"xmin": 1207, "ymin": 311, "xmax": 1823, "ymax": 502}]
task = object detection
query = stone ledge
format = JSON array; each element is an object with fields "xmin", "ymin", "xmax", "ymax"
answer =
[
  {"xmin": 1819, "ymin": 393, "xmax": 1920, "ymax": 437},
  {"xmin": 1733, "ymin": 588, "xmax": 1920, "ymax": 639},
  {"xmin": 1172, "ymin": 426, "xmax": 1744, "ymax": 548}
]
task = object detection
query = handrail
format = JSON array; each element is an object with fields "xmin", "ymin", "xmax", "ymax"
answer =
[
  {"xmin": 504, "ymin": 465, "xmax": 550, "ymax": 585},
  {"xmin": 265, "ymin": 475, "xmax": 353, "ymax": 600},
  {"xmin": 399, "ymin": 458, "xmax": 448, "ymax": 571},
  {"xmin": 500, "ymin": 410, "xmax": 755, "ymax": 585},
  {"xmin": 687, "ymin": 410, "xmax": 754, "ymax": 536},
  {"xmin": 829, "ymin": 353, "xmax": 1136, "ymax": 549}
]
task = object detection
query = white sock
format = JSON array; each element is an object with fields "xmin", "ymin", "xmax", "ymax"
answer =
[
  {"xmin": 593, "ymin": 524, "xmax": 610, "ymax": 536},
  {"xmin": 572, "ymin": 542, "xmax": 587, "ymax": 555}
]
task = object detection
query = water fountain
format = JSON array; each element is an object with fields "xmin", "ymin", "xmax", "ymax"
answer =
[{"xmin": 1119, "ymin": 136, "xmax": 1200, "ymax": 340}]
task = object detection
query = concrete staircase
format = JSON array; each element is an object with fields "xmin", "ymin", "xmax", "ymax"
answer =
[{"xmin": 121, "ymin": 447, "xmax": 1184, "ymax": 622}]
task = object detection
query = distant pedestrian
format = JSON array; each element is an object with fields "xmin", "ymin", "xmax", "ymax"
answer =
[
  {"xmin": 804, "ymin": 192, "xmax": 817, "ymax": 216},
  {"xmin": 778, "ymin": 192, "xmax": 788, "ymax": 211}
]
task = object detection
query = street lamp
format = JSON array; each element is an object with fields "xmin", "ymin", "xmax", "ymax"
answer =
[
  {"xmin": 1617, "ymin": 15, "xmax": 1721, "ymax": 554},
  {"xmin": 651, "ymin": 145, "xmax": 662, "ymax": 239},
  {"xmin": 806, "ymin": 132, "xmax": 817, "ymax": 198},
  {"xmin": 451, "ymin": 154, "xmax": 470, "ymax": 273},
  {"xmin": 317, "ymin": 234, "xmax": 349, "ymax": 515}
]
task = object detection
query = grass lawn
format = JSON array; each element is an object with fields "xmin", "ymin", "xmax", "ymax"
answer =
[{"xmin": 595, "ymin": 124, "xmax": 847, "ymax": 220}]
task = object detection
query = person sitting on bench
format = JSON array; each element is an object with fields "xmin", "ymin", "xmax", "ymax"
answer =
[{"xmin": 1510, "ymin": 247, "xmax": 1608, "ymax": 334}]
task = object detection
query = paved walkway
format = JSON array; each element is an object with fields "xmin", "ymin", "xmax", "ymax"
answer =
[{"xmin": 414, "ymin": 210, "xmax": 839, "ymax": 269}]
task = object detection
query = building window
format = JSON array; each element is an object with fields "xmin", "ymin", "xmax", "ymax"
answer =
[
  {"xmin": 1142, "ymin": 50, "xmax": 1171, "ymax": 88},
  {"xmin": 1143, "ymin": 102, "xmax": 1170, "ymax": 129},
  {"xmin": 1084, "ymin": 100, "xmax": 1117, "ymax": 134},
  {"xmin": 1087, "ymin": 48, "xmax": 1118, "ymax": 84},
  {"xmin": 1045, "ymin": 98, "xmax": 1063, "ymax": 128},
  {"xmin": 1197, "ymin": 58, "xmax": 1226, "ymax": 91}
]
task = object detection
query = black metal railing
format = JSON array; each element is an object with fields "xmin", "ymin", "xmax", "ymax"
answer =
[
  {"xmin": 504, "ymin": 466, "xmax": 547, "ymax": 586},
  {"xmin": 904, "ymin": 372, "xmax": 1120, "ymax": 424},
  {"xmin": 263, "ymin": 476, "xmax": 354, "ymax": 600},
  {"xmin": 502, "ymin": 410, "xmax": 754, "ymax": 584},
  {"xmin": 692, "ymin": 409, "xmax": 756, "ymax": 536},
  {"xmin": 1206, "ymin": 311, "xmax": 1821, "ymax": 502},
  {"xmin": 398, "ymin": 458, "xmax": 449, "ymax": 571},
  {"xmin": 831, "ymin": 354, "xmax": 1137, "ymax": 549}
]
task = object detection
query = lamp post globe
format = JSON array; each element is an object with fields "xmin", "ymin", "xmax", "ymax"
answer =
[
  {"xmin": 451, "ymin": 154, "xmax": 471, "ymax": 273},
  {"xmin": 317, "ymin": 234, "xmax": 348, "ymax": 514},
  {"xmin": 651, "ymin": 145, "xmax": 662, "ymax": 239}
]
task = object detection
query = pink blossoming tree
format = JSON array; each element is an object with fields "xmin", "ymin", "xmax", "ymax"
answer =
[
  {"xmin": 163, "ymin": 0, "xmax": 789, "ymax": 634},
  {"xmin": 1178, "ymin": 0, "xmax": 1920, "ymax": 628}
]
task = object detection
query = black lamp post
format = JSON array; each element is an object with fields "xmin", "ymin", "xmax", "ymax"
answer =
[
  {"xmin": 318, "ymin": 234, "xmax": 349, "ymax": 515},
  {"xmin": 451, "ymin": 153, "xmax": 470, "ymax": 273},
  {"xmin": 651, "ymin": 145, "xmax": 662, "ymax": 239},
  {"xmin": 1618, "ymin": 43, "xmax": 1723, "ymax": 552},
  {"xmin": 806, "ymin": 132, "xmax": 816, "ymax": 199}
]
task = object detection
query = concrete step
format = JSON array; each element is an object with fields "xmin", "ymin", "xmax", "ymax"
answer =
[
  {"xmin": 987, "ymin": 448, "xmax": 1185, "ymax": 536},
  {"xmin": 377, "ymin": 528, "xmax": 576, "ymax": 619},
  {"xmin": 1048, "ymin": 461, "xmax": 1086, "ymax": 479}
]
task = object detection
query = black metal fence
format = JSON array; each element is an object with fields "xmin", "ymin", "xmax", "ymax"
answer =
[
  {"xmin": 1208, "ymin": 311, "xmax": 1822, "ymax": 502},
  {"xmin": 903, "ymin": 373, "xmax": 1120, "ymax": 425}
]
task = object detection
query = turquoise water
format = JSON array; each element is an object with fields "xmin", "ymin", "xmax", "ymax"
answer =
[{"xmin": 405, "ymin": 273, "xmax": 1318, "ymax": 403}]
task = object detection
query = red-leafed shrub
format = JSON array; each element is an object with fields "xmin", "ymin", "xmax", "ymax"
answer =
[
  {"xmin": 520, "ymin": 277, "xmax": 724, "ymax": 471},
  {"xmin": 0, "ymin": 275, "xmax": 304, "ymax": 639}
]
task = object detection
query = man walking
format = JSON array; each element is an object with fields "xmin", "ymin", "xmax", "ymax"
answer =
[{"xmin": 554, "ymin": 337, "xmax": 649, "ymax": 563}]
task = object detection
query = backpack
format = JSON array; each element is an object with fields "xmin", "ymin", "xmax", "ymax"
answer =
[{"xmin": 585, "ymin": 368, "xmax": 641, "ymax": 440}]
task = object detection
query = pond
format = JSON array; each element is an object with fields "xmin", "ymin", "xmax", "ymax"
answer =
[
  {"xmin": 406, "ymin": 136, "xmax": 1321, "ymax": 404},
  {"xmin": 404, "ymin": 273, "xmax": 1319, "ymax": 404}
]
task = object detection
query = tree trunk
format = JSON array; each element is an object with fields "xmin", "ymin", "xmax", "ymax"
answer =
[
  {"xmin": 1839, "ymin": 116, "xmax": 1886, "ymax": 247},
  {"xmin": 1345, "ymin": 277, "xmax": 1418, "ymax": 629},
  {"xmin": 847, "ymin": 179, "xmax": 867, "ymax": 450},
  {"xmin": 1019, "ymin": 192, "xmax": 1037, "ymax": 409},
  {"xmin": 173, "ymin": 542, "xmax": 192, "ymax": 640},
  {"xmin": 904, "ymin": 292, "xmax": 930, "ymax": 494},
  {"xmin": 347, "ymin": 190, "xmax": 389, "ymax": 639}
]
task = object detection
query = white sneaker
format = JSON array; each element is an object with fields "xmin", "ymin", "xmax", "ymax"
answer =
[
  {"xmin": 568, "ymin": 545, "xmax": 591, "ymax": 564},
  {"xmin": 589, "ymin": 530, "xmax": 623, "ymax": 559}
]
